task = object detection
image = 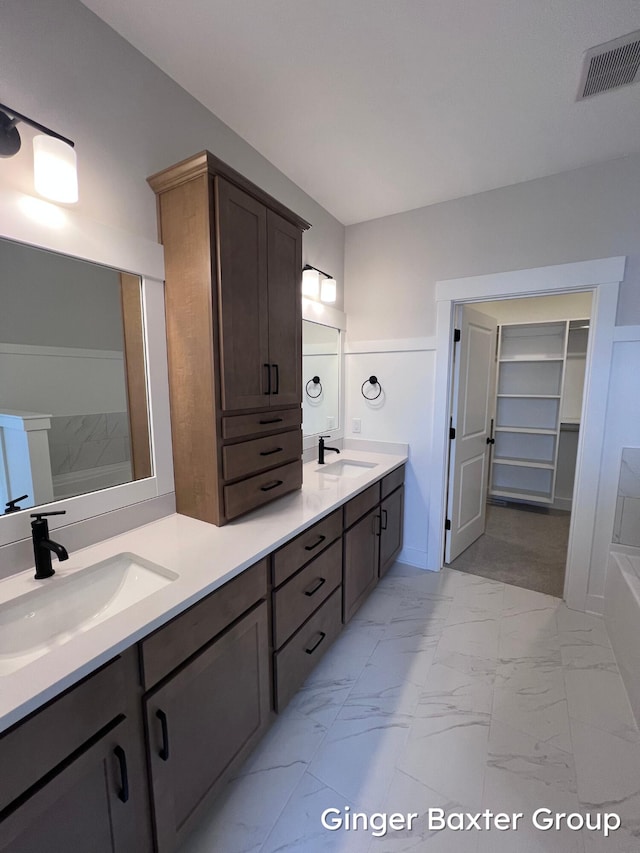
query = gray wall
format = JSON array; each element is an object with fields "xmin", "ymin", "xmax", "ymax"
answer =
[
  {"xmin": 0, "ymin": 0, "xmax": 345, "ymax": 308},
  {"xmin": 345, "ymin": 153, "xmax": 640, "ymax": 338},
  {"xmin": 0, "ymin": 238, "xmax": 124, "ymax": 351}
]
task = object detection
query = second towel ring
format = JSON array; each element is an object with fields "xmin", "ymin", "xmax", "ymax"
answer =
[
  {"xmin": 306, "ymin": 376, "xmax": 323, "ymax": 398},
  {"xmin": 361, "ymin": 375, "xmax": 382, "ymax": 400}
]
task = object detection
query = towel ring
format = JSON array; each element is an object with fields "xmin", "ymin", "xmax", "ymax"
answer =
[
  {"xmin": 305, "ymin": 376, "xmax": 322, "ymax": 399},
  {"xmin": 361, "ymin": 375, "xmax": 382, "ymax": 400}
]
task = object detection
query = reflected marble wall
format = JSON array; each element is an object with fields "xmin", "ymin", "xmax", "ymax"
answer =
[
  {"xmin": 613, "ymin": 448, "xmax": 640, "ymax": 547},
  {"xmin": 47, "ymin": 413, "xmax": 131, "ymax": 476}
]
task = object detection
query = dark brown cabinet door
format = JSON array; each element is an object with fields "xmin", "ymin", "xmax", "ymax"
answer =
[
  {"xmin": 380, "ymin": 485, "xmax": 404, "ymax": 578},
  {"xmin": 216, "ymin": 177, "xmax": 270, "ymax": 411},
  {"xmin": 145, "ymin": 602, "xmax": 270, "ymax": 853},
  {"xmin": 343, "ymin": 507, "xmax": 380, "ymax": 623},
  {"xmin": 266, "ymin": 209, "xmax": 302, "ymax": 408},
  {"xmin": 0, "ymin": 716, "xmax": 151, "ymax": 853}
]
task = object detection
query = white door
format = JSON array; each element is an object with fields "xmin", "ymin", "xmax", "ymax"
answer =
[{"xmin": 445, "ymin": 305, "xmax": 497, "ymax": 562}]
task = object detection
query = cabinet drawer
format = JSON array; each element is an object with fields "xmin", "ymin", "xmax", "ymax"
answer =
[
  {"xmin": 273, "ymin": 539, "xmax": 342, "ymax": 649},
  {"xmin": 274, "ymin": 587, "xmax": 342, "ymax": 712},
  {"xmin": 224, "ymin": 460, "xmax": 302, "ymax": 520},
  {"xmin": 140, "ymin": 559, "xmax": 267, "ymax": 690},
  {"xmin": 0, "ymin": 651, "xmax": 133, "ymax": 811},
  {"xmin": 272, "ymin": 508, "xmax": 342, "ymax": 587},
  {"xmin": 222, "ymin": 408, "xmax": 301, "ymax": 441},
  {"xmin": 223, "ymin": 429, "xmax": 301, "ymax": 481},
  {"xmin": 344, "ymin": 482, "xmax": 381, "ymax": 528},
  {"xmin": 381, "ymin": 465, "xmax": 405, "ymax": 499}
]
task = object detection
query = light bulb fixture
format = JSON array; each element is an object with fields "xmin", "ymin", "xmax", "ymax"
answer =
[
  {"xmin": 0, "ymin": 102, "xmax": 78, "ymax": 203},
  {"xmin": 320, "ymin": 277, "xmax": 337, "ymax": 304},
  {"xmin": 303, "ymin": 264, "xmax": 337, "ymax": 304},
  {"xmin": 302, "ymin": 266, "xmax": 320, "ymax": 300}
]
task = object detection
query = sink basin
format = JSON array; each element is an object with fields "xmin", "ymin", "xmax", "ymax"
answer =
[
  {"xmin": 0, "ymin": 553, "xmax": 178, "ymax": 676},
  {"xmin": 317, "ymin": 459, "xmax": 377, "ymax": 478}
]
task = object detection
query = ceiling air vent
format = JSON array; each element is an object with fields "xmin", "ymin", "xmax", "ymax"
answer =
[{"xmin": 577, "ymin": 30, "xmax": 640, "ymax": 100}]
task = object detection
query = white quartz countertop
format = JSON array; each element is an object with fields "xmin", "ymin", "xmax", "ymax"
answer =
[{"xmin": 0, "ymin": 450, "xmax": 406, "ymax": 733}]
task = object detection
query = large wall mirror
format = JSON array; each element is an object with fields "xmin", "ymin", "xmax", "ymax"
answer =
[
  {"xmin": 0, "ymin": 236, "xmax": 152, "ymax": 514},
  {"xmin": 302, "ymin": 319, "xmax": 341, "ymax": 437}
]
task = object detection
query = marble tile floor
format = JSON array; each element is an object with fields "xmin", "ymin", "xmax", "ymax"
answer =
[{"xmin": 179, "ymin": 563, "xmax": 639, "ymax": 853}]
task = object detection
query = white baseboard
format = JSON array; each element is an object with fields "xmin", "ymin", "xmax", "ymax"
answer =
[
  {"xmin": 553, "ymin": 497, "xmax": 573, "ymax": 512},
  {"xmin": 398, "ymin": 546, "xmax": 431, "ymax": 570},
  {"xmin": 585, "ymin": 593, "xmax": 605, "ymax": 616}
]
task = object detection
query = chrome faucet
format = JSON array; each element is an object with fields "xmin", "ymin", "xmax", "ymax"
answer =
[
  {"xmin": 318, "ymin": 435, "xmax": 340, "ymax": 464},
  {"xmin": 31, "ymin": 511, "xmax": 69, "ymax": 579}
]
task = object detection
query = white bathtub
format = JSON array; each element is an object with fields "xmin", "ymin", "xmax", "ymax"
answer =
[{"xmin": 605, "ymin": 549, "xmax": 640, "ymax": 726}]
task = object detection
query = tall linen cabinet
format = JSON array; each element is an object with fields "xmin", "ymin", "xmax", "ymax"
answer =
[{"xmin": 149, "ymin": 152, "xmax": 310, "ymax": 525}]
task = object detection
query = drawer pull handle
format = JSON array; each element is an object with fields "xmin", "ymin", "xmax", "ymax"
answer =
[
  {"xmin": 305, "ymin": 631, "xmax": 326, "ymax": 655},
  {"xmin": 259, "ymin": 417, "xmax": 283, "ymax": 425},
  {"xmin": 381, "ymin": 509, "xmax": 388, "ymax": 530},
  {"xmin": 304, "ymin": 576, "xmax": 326, "ymax": 597},
  {"xmin": 264, "ymin": 363, "xmax": 272, "ymax": 395},
  {"xmin": 259, "ymin": 447, "xmax": 283, "ymax": 456},
  {"xmin": 156, "ymin": 709, "xmax": 170, "ymax": 761},
  {"xmin": 113, "ymin": 746, "xmax": 129, "ymax": 803},
  {"xmin": 304, "ymin": 534, "xmax": 326, "ymax": 552},
  {"xmin": 260, "ymin": 479, "xmax": 283, "ymax": 492}
]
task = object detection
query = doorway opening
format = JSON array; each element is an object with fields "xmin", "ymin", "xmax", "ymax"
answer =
[
  {"xmin": 429, "ymin": 256, "xmax": 624, "ymax": 612},
  {"xmin": 444, "ymin": 292, "xmax": 592, "ymax": 597}
]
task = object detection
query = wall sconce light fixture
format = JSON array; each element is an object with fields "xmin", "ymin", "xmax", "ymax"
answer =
[
  {"xmin": 0, "ymin": 102, "xmax": 78, "ymax": 203},
  {"xmin": 303, "ymin": 264, "xmax": 337, "ymax": 304}
]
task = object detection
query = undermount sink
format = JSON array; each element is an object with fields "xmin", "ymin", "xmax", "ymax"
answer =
[
  {"xmin": 0, "ymin": 553, "xmax": 178, "ymax": 676},
  {"xmin": 317, "ymin": 459, "xmax": 377, "ymax": 478}
]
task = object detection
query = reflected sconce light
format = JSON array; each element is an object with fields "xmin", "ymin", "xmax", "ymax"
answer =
[
  {"xmin": 0, "ymin": 102, "xmax": 78, "ymax": 203},
  {"xmin": 303, "ymin": 264, "xmax": 337, "ymax": 304}
]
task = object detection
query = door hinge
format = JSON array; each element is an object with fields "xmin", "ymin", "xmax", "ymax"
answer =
[
  {"xmin": 449, "ymin": 426, "xmax": 456, "ymax": 440},
  {"xmin": 453, "ymin": 328, "xmax": 461, "ymax": 343},
  {"xmin": 444, "ymin": 518, "xmax": 451, "ymax": 531}
]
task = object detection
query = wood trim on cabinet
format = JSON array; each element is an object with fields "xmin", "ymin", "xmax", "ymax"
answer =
[
  {"xmin": 147, "ymin": 151, "xmax": 311, "ymax": 231},
  {"xmin": 119, "ymin": 273, "xmax": 152, "ymax": 481},
  {"xmin": 158, "ymin": 174, "xmax": 225, "ymax": 526}
]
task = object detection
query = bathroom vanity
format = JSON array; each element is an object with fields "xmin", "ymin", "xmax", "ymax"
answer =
[{"xmin": 0, "ymin": 453, "xmax": 406, "ymax": 853}]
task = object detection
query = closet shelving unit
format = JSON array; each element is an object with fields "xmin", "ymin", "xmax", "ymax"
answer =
[{"xmin": 490, "ymin": 321, "xmax": 569, "ymax": 505}]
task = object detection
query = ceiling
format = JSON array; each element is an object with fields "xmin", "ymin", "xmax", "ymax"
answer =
[{"xmin": 80, "ymin": 0, "xmax": 640, "ymax": 225}]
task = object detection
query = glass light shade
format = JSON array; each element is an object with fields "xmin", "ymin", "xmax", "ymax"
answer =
[
  {"xmin": 320, "ymin": 277, "xmax": 337, "ymax": 303},
  {"xmin": 302, "ymin": 267, "xmax": 320, "ymax": 299},
  {"xmin": 33, "ymin": 135, "xmax": 78, "ymax": 203}
]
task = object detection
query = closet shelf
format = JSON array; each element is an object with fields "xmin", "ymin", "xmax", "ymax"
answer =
[
  {"xmin": 493, "ymin": 457, "xmax": 555, "ymax": 470},
  {"xmin": 491, "ymin": 486, "xmax": 554, "ymax": 504},
  {"xmin": 495, "ymin": 426, "xmax": 557, "ymax": 435},
  {"xmin": 499, "ymin": 357, "xmax": 564, "ymax": 363},
  {"xmin": 496, "ymin": 394, "xmax": 561, "ymax": 400}
]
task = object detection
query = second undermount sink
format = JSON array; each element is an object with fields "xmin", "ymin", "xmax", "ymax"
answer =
[
  {"xmin": 0, "ymin": 553, "xmax": 178, "ymax": 676},
  {"xmin": 318, "ymin": 459, "xmax": 377, "ymax": 478}
]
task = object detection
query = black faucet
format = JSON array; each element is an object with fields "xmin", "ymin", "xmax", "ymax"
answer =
[
  {"xmin": 4, "ymin": 494, "xmax": 28, "ymax": 514},
  {"xmin": 31, "ymin": 511, "xmax": 69, "ymax": 579},
  {"xmin": 318, "ymin": 435, "xmax": 340, "ymax": 464}
]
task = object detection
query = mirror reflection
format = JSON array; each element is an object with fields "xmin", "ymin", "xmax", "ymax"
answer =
[
  {"xmin": 0, "ymin": 237, "xmax": 151, "ymax": 514},
  {"xmin": 302, "ymin": 320, "xmax": 340, "ymax": 437}
]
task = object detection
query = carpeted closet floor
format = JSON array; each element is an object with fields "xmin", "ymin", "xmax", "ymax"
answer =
[{"xmin": 446, "ymin": 502, "xmax": 571, "ymax": 597}]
